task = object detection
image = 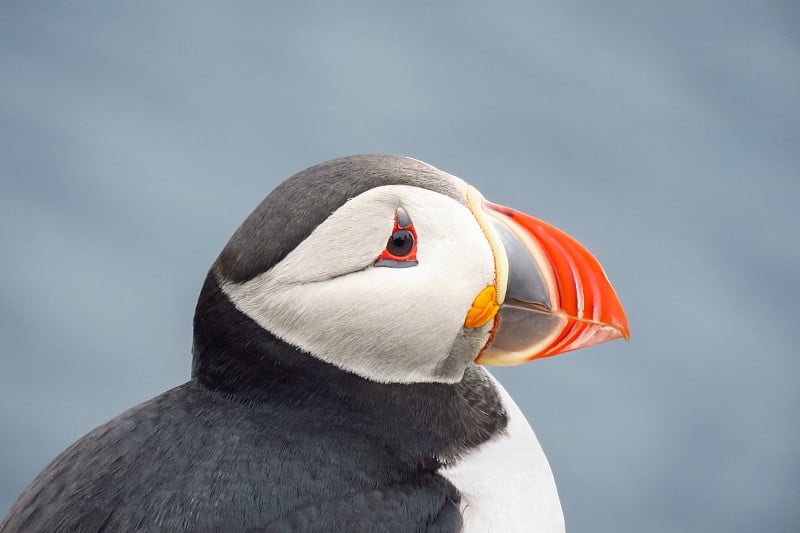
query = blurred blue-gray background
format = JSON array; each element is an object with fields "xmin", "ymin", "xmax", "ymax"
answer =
[{"xmin": 2, "ymin": 2, "xmax": 798, "ymax": 531}]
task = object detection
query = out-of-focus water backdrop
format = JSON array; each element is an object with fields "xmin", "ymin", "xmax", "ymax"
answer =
[{"xmin": 2, "ymin": 2, "xmax": 798, "ymax": 531}]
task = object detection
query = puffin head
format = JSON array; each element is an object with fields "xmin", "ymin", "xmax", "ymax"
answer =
[{"xmin": 195, "ymin": 154, "xmax": 628, "ymax": 386}]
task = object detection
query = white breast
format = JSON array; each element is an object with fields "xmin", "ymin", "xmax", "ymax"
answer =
[{"xmin": 440, "ymin": 372, "xmax": 566, "ymax": 532}]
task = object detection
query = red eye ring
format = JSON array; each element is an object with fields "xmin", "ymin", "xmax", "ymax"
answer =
[{"xmin": 375, "ymin": 208, "xmax": 418, "ymax": 268}]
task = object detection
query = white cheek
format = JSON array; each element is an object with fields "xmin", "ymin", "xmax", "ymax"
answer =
[
  {"xmin": 262, "ymin": 267, "xmax": 470, "ymax": 379},
  {"xmin": 222, "ymin": 184, "xmax": 496, "ymax": 384}
]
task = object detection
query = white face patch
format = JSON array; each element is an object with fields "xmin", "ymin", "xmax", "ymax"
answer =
[{"xmin": 220, "ymin": 184, "xmax": 497, "ymax": 384}]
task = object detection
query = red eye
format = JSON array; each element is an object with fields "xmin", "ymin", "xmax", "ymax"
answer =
[{"xmin": 375, "ymin": 208, "xmax": 418, "ymax": 268}]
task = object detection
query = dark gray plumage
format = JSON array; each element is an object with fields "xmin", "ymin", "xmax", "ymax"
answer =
[{"xmin": 1, "ymin": 383, "xmax": 460, "ymax": 532}]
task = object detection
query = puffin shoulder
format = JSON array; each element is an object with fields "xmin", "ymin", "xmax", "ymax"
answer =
[
  {"xmin": 1, "ymin": 383, "xmax": 208, "ymax": 532},
  {"xmin": 1, "ymin": 382, "xmax": 465, "ymax": 532}
]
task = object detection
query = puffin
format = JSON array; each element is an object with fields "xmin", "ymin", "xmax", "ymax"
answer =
[{"xmin": 1, "ymin": 154, "xmax": 628, "ymax": 532}]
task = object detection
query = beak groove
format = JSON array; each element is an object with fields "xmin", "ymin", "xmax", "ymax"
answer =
[{"xmin": 471, "ymin": 197, "xmax": 629, "ymax": 366}]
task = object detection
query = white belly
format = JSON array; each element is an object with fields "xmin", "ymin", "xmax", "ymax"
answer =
[{"xmin": 440, "ymin": 371, "xmax": 565, "ymax": 532}]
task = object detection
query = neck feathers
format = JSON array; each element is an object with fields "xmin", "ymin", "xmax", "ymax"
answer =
[{"xmin": 192, "ymin": 273, "xmax": 508, "ymax": 463}]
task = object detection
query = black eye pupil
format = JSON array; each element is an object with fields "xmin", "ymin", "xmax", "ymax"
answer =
[{"xmin": 387, "ymin": 229, "xmax": 414, "ymax": 257}]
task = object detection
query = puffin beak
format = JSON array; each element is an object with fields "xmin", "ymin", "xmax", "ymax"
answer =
[{"xmin": 465, "ymin": 188, "xmax": 629, "ymax": 366}]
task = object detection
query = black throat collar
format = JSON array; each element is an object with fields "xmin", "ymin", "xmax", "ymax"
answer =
[{"xmin": 192, "ymin": 273, "xmax": 508, "ymax": 463}]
